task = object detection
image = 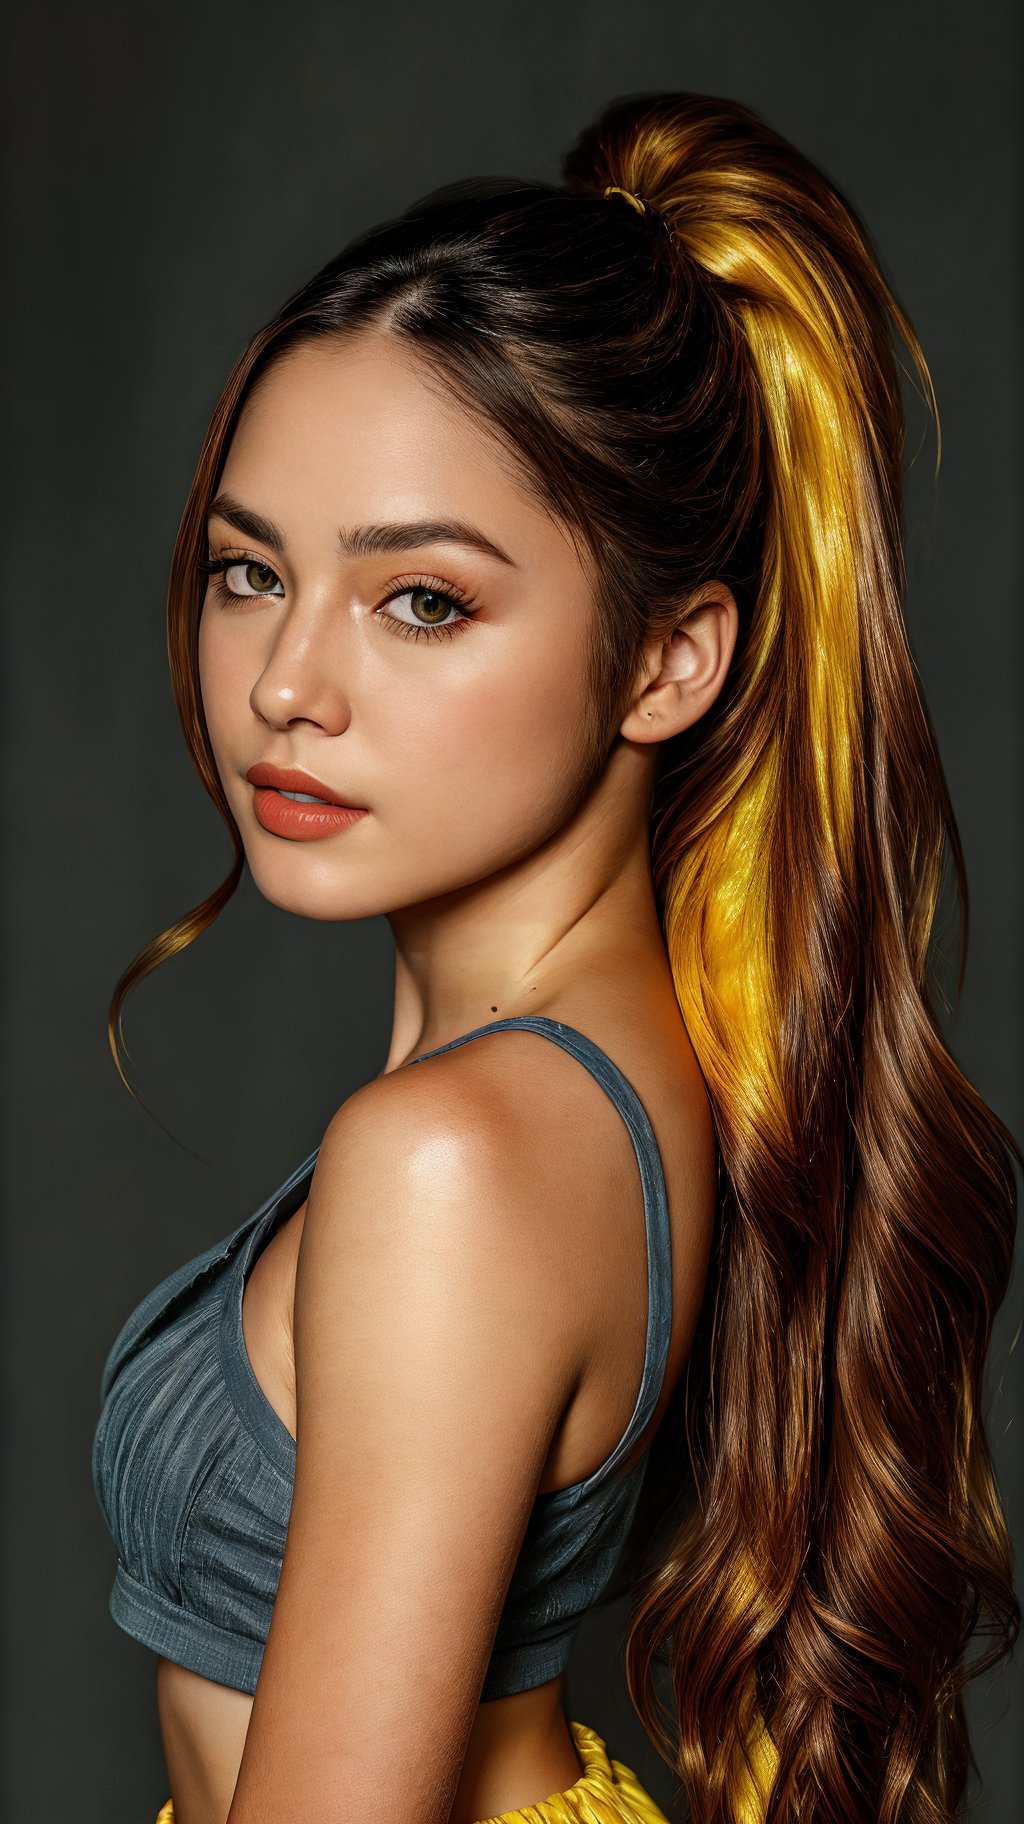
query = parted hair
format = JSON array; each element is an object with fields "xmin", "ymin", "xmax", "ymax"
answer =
[{"xmin": 110, "ymin": 91, "xmax": 1020, "ymax": 1823}]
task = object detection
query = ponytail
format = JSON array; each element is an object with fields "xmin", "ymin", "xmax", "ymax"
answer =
[{"xmin": 570, "ymin": 95, "xmax": 1020, "ymax": 1821}]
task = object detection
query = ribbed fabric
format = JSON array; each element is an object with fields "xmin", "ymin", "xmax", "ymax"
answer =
[
  {"xmin": 152, "ymin": 1718, "xmax": 672, "ymax": 1823},
  {"xmin": 93, "ymin": 1016, "xmax": 673, "ymax": 1703}
]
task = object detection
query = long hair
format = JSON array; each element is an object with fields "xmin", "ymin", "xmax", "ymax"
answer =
[{"xmin": 109, "ymin": 92, "xmax": 1020, "ymax": 1823}]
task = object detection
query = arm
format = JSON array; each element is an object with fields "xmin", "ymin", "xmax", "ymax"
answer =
[{"xmin": 225, "ymin": 1056, "xmax": 585, "ymax": 1824}]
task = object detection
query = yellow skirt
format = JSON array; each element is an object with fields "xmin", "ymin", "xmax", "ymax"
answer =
[{"xmin": 153, "ymin": 1718, "xmax": 671, "ymax": 1821}]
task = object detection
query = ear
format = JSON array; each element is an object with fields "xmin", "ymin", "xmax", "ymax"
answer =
[{"xmin": 619, "ymin": 583, "xmax": 739, "ymax": 744}]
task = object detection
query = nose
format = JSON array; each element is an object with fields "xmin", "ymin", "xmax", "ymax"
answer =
[{"xmin": 248, "ymin": 606, "xmax": 353, "ymax": 736}]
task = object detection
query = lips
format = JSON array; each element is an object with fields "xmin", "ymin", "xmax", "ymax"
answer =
[{"xmin": 245, "ymin": 762, "xmax": 366, "ymax": 809}]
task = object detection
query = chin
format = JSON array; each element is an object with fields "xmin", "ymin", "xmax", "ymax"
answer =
[{"xmin": 243, "ymin": 852, "xmax": 387, "ymax": 923}]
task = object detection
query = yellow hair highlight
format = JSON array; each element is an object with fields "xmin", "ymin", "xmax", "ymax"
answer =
[
  {"xmin": 621, "ymin": 107, "xmax": 910, "ymax": 1818},
  {"xmin": 651, "ymin": 152, "xmax": 874, "ymax": 1184}
]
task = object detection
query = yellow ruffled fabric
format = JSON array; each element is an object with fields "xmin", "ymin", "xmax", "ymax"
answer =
[
  {"xmin": 152, "ymin": 1719, "xmax": 671, "ymax": 1823},
  {"xmin": 474, "ymin": 1720, "xmax": 671, "ymax": 1823}
]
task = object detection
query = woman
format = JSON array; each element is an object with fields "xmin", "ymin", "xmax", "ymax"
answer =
[{"xmin": 92, "ymin": 90, "xmax": 1020, "ymax": 1824}]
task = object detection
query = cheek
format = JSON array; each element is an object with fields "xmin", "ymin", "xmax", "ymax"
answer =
[
  {"xmin": 376, "ymin": 633, "xmax": 588, "ymax": 832},
  {"xmin": 197, "ymin": 610, "xmax": 247, "ymax": 746}
]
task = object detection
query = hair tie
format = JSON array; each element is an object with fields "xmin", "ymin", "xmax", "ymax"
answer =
[{"xmin": 603, "ymin": 184, "xmax": 648, "ymax": 215}]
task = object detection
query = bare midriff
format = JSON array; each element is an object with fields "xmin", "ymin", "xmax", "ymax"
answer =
[{"xmin": 156, "ymin": 1655, "xmax": 584, "ymax": 1824}]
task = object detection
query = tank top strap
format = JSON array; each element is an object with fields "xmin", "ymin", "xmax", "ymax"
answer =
[{"xmin": 408, "ymin": 1014, "xmax": 673, "ymax": 1502}]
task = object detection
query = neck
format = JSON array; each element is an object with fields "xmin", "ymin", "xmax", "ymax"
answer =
[{"xmin": 381, "ymin": 752, "xmax": 666, "ymax": 1073}]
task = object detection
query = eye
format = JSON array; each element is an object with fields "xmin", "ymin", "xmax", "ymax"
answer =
[
  {"xmin": 375, "ymin": 579, "xmax": 479, "ymax": 643},
  {"xmin": 223, "ymin": 558, "xmax": 283, "ymax": 597},
  {"xmin": 384, "ymin": 586, "xmax": 466, "ymax": 629},
  {"xmin": 226, "ymin": 560, "xmax": 284, "ymax": 597},
  {"xmin": 197, "ymin": 553, "xmax": 285, "ymax": 599}
]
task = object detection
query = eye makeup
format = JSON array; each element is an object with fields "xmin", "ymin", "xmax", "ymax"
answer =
[{"xmin": 196, "ymin": 552, "xmax": 482, "ymax": 644}]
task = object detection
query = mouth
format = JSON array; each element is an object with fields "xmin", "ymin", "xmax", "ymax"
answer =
[{"xmin": 245, "ymin": 762, "xmax": 367, "ymax": 810}]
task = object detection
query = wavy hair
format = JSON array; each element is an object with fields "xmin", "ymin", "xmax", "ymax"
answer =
[{"xmin": 109, "ymin": 92, "xmax": 1020, "ymax": 1823}]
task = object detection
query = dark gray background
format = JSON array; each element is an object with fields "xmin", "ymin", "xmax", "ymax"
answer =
[{"xmin": 3, "ymin": 2, "xmax": 1021, "ymax": 1819}]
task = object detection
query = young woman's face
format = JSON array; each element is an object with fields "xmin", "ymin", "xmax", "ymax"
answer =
[{"xmin": 198, "ymin": 331, "xmax": 606, "ymax": 923}]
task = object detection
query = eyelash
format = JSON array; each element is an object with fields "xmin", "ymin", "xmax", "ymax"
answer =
[{"xmin": 195, "ymin": 552, "xmax": 479, "ymax": 643}]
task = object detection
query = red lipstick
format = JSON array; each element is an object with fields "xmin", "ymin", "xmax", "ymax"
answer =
[{"xmin": 245, "ymin": 763, "xmax": 369, "ymax": 842}]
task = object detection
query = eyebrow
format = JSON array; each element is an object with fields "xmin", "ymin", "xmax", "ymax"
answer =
[{"xmin": 206, "ymin": 492, "xmax": 516, "ymax": 567}]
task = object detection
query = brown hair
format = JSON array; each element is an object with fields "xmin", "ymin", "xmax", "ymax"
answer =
[{"xmin": 110, "ymin": 91, "xmax": 1020, "ymax": 1822}]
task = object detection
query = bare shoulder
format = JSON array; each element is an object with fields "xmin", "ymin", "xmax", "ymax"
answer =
[
  {"xmin": 301, "ymin": 1027, "xmax": 621, "ymax": 1363},
  {"xmin": 298, "ymin": 1015, "xmax": 713, "ymax": 1405},
  {"xmin": 319, "ymin": 1032, "xmax": 563, "ymax": 1197},
  {"xmin": 331, "ymin": 1026, "xmax": 607, "ymax": 1216}
]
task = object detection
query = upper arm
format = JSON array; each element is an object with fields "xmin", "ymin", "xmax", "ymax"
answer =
[{"xmin": 226, "ymin": 1058, "xmax": 585, "ymax": 1824}]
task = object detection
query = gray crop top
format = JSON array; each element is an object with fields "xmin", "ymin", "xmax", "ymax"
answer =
[{"xmin": 91, "ymin": 1015, "xmax": 673, "ymax": 1701}]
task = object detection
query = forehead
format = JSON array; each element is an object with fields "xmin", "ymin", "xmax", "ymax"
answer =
[{"xmin": 220, "ymin": 330, "xmax": 568, "ymax": 561}]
